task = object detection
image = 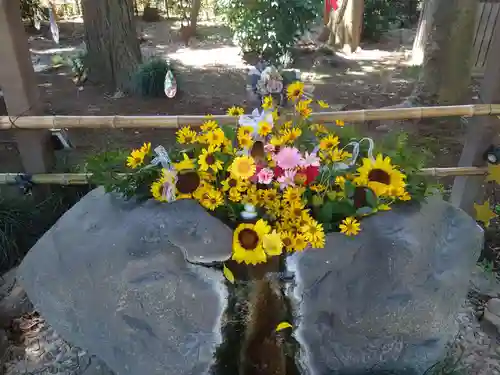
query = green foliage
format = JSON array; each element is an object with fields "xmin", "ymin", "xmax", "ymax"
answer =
[
  {"xmin": 219, "ymin": 0, "xmax": 320, "ymax": 64},
  {"xmin": 0, "ymin": 186, "xmax": 88, "ymax": 273},
  {"xmin": 133, "ymin": 57, "xmax": 176, "ymax": 97},
  {"xmin": 20, "ymin": 0, "xmax": 46, "ymax": 26},
  {"xmin": 363, "ymin": 0, "xmax": 420, "ymax": 41}
]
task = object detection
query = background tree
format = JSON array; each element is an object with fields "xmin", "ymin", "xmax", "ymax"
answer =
[
  {"xmin": 407, "ymin": 0, "xmax": 478, "ymax": 106},
  {"xmin": 81, "ymin": 0, "xmax": 142, "ymax": 92}
]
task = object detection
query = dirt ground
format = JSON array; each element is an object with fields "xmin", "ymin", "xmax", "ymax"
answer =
[{"xmin": 1, "ymin": 17, "xmax": 468, "ymax": 173}]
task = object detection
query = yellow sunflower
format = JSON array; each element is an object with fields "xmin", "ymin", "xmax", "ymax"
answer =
[
  {"xmin": 238, "ymin": 134, "xmax": 254, "ymax": 149},
  {"xmin": 356, "ymin": 154, "xmax": 406, "ymax": 197},
  {"xmin": 329, "ymin": 148, "xmax": 352, "ymax": 162},
  {"xmin": 227, "ymin": 106, "xmax": 245, "ymax": 116},
  {"xmin": 198, "ymin": 145, "xmax": 223, "ymax": 172},
  {"xmin": 310, "ymin": 123, "xmax": 329, "ymax": 135},
  {"xmin": 238, "ymin": 125, "xmax": 253, "ymax": 138},
  {"xmin": 283, "ymin": 186, "xmax": 305, "ymax": 203},
  {"xmin": 305, "ymin": 220, "xmax": 325, "ymax": 248},
  {"xmin": 205, "ymin": 128, "xmax": 226, "ymax": 147},
  {"xmin": 262, "ymin": 95, "xmax": 274, "ymax": 110},
  {"xmin": 228, "ymin": 188, "xmax": 242, "ymax": 202},
  {"xmin": 292, "ymin": 233, "xmax": 308, "ymax": 251},
  {"xmin": 175, "ymin": 170, "xmax": 204, "ymax": 199},
  {"xmin": 296, "ymin": 99, "xmax": 312, "ymax": 118},
  {"xmin": 319, "ymin": 135, "xmax": 340, "ymax": 151},
  {"xmin": 126, "ymin": 148, "xmax": 147, "ymax": 169},
  {"xmin": 140, "ymin": 142, "xmax": 151, "ymax": 154},
  {"xmin": 232, "ymin": 219, "xmax": 271, "ymax": 265},
  {"xmin": 201, "ymin": 120, "xmax": 219, "ymax": 132},
  {"xmin": 287, "ymin": 81, "xmax": 304, "ymax": 101},
  {"xmin": 222, "ymin": 175, "xmax": 246, "ymax": 192},
  {"xmin": 229, "ymin": 156, "xmax": 256, "ymax": 179},
  {"xmin": 176, "ymin": 126, "xmax": 198, "ymax": 144},
  {"xmin": 339, "ymin": 217, "xmax": 361, "ymax": 236},
  {"xmin": 280, "ymin": 231, "xmax": 295, "ymax": 252}
]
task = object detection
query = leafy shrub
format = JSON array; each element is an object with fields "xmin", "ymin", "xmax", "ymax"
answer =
[
  {"xmin": 20, "ymin": 0, "xmax": 47, "ymax": 27},
  {"xmin": 219, "ymin": 0, "xmax": 320, "ymax": 64},
  {"xmin": 133, "ymin": 57, "xmax": 177, "ymax": 97},
  {"xmin": 363, "ymin": 0, "xmax": 420, "ymax": 41}
]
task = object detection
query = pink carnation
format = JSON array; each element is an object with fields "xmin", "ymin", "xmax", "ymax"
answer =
[
  {"xmin": 257, "ymin": 167, "xmax": 274, "ymax": 184},
  {"xmin": 274, "ymin": 147, "xmax": 302, "ymax": 170}
]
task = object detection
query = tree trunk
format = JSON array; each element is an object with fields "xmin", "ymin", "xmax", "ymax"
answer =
[
  {"xmin": 328, "ymin": 0, "xmax": 363, "ymax": 53},
  {"xmin": 81, "ymin": 0, "xmax": 141, "ymax": 92},
  {"xmin": 411, "ymin": 0, "xmax": 438, "ymax": 65},
  {"xmin": 408, "ymin": 0, "xmax": 478, "ymax": 106},
  {"xmin": 190, "ymin": 0, "xmax": 202, "ymax": 31}
]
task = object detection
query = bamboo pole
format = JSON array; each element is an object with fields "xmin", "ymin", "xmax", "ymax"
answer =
[
  {"xmin": 1, "ymin": 104, "xmax": 500, "ymax": 129},
  {"xmin": 0, "ymin": 167, "xmax": 489, "ymax": 185}
]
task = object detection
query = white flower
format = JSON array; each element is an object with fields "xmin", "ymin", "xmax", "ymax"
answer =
[
  {"xmin": 300, "ymin": 151, "xmax": 320, "ymax": 167},
  {"xmin": 238, "ymin": 108, "xmax": 274, "ymax": 138}
]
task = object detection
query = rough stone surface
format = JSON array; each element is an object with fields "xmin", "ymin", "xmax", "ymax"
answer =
[
  {"xmin": 17, "ymin": 187, "xmax": 233, "ymax": 375},
  {"xmin": 288, "ymin": 197, "xmax": 483, "ymax": 375}
]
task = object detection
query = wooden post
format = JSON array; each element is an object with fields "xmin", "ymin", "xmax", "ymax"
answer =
[
  {"xmin": 0, "ymin": 0, "xmax": 54, "ymax": 173},
  {"xmin": 450, "ymin": 15, "xmax": 500, "ymax": 214}
]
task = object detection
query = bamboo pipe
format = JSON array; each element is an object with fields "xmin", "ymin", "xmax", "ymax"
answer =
[
  {"xmin": 0, "ymin": 167, "xmax": 489, "ymax": 185},
  {"xmin": 1, "ymin": 104, "xmax": 500, "ymax": 129}
]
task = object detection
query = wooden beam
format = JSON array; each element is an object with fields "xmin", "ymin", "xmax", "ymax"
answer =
[
  {"xmin": 450, "ymin": 13, "xmax": 500, "ymax": 214},
  {"xmin": 0, "ymin": 0, "xmax": 54, "ymax": 173}
]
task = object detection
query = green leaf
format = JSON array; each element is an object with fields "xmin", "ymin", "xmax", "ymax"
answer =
[
  {"xmin": 222, "ymin": 124, "xmax": 236, "ymax": 143},
  {"xmin": 356, "ymin": 207, "xmax": 374, "ymax": 216},
  {"xmin": 317, "ymin": 201, "xmax": 334, "ymax": 223},
  {"xmin": 223, "ymin": 264, "xmax": 235, "ymax": 284},
  {"xmin": 365, "ymin": 188, "xmax": 378, "ymax": 207},
  {"xmin": 344, "ymin": 180, "xmax": 355, "ymax": 198}
]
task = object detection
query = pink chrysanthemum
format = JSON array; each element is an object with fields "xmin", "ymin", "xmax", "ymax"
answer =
[{"xmin": 274, "ymin": 147, "xmax": 302, "ymax": 169}]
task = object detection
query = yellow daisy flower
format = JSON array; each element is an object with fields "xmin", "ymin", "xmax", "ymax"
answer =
[
  {"xmin": 283, "ymin": 186, "xmax": 305, "ymax": 203},
  {"xmin": 126, "ymin": 148, "xmax": 147, "ymax": 169},
  {"xmin": 232, "ymin": 219, "xmax": 271, "ymax": 265},
  {"xmin": 258, "ymin": 121, "xmax": 273, "ymax": 137},
  {"xmin": 336, "ymin": 120, "xmax": 345, "ymax": 127},
  {"xmin": 269, "ymin": 135, "xmax": 284, "ymax": 147},
  {"xmin": 222, "ymin": 175, "xmax": 246, "ymax": 192},
  {"xmin": 198, "ymin": 145, "xmax": 223, "ymax": 172},
  {"xmin": 287, "ymin": 81, "xmax": 304, "ymax": 101},
  {"xmin": 310, "ymin": 183, "xmax": 327, "ymax": 193},
  {"xmin": 229, "ymin": 156, "xmax": 256, "ymax": 179},
  {"xmin": 227, "ymin": 106, "xmax": 244, "ymax": 116},
  {"xmin": 140, "ymin": 142, "xmax": 151, "ymax": 154},
  {"xmin": 292, "ymin": 233, "xmax": 308, "ymax": 251},
  {"xmin": 339, "ymin": 217, "xmax": 361, "ymax": 236},
  {"xmin": 229, "ymin": 188, "xmax": 242, "ymax": 202},
  {"xmin": 329, "ymin": 148, "xmax": 352, "ymax": 162},
  {"xmin": 310, "ymin": 123, "xmax": 329, "ymax": 135},
  {"xmin": 281, "ymin": 128, "xmax": 302, "ymax": 143},
  {"xmin": 199, "ymin": 189, "xmax": 224, "ymax": 211},
  {"xmin": 238, "ymin": 134, "xmax": 254, "ymax": 149},
  {"xmin": 280, "ymin": 231, "xmax": 295, "ymax": 252},
  {"xmin": 238, "ymin": 125, "xmax": 253, "ymax": 138},
  {"xmin": 262, "ymin": 95, "xmax": 274, "ymax": 110},
  {"xmin": 176, "ymin": 126, "xmax": 198, "ymax": 144}
]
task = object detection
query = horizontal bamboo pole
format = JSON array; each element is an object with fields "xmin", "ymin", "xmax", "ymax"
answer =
[
  {"xmin": 1, "ymin": 104, "xmax": 500, "ymax": 129},
  {"xmin": 0, "ymin": 167, "xmax": 489, "ymax": 185}
]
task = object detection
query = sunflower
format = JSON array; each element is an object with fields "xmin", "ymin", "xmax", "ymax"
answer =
[
  {"xmin": 174, "ymin": 153, "xmax": 196, "ymax": 171},
  {"xmin": 232, "ymin": 219, "xmax": 271, "ymax": 265},
  {"xmin": 262, "ymin": 95, "xmax": 274, "ymax": 110},
  {"xmin": 356, "ymin": 154, "xmax": 406, "ymax": 197},
  {"xmin": 280, "ymin": 231, "xmax": 295, "ymax": 252},
  {"xmin": 287, "ymin": 81, "xmax": 304, "ymax": 101},
  {"xmin": 317, "ymin": 100, "xmax": 329, "ymax": 109},
  {"xmin": 198, "ymin": 145, "xmax": 223, "ymax": 172},
  {"xmin": 339, "ymin": 217, "xmax": 361, "ymax": 236},
  {"xmin": 126, "ymin": 148, "xmax": 147, "ymax": 169},
  {"xmin": 238, "ymin": 134, "xmax": 254, "ymax": 149},
  {"xmin": 229, "ymin": 156, "xmax": 256, "ymax": 179},
  {"xmin": 201, "ymin": 120, "xmax": 219, "ymax": 132},
  {"xmin": 227, "ymin": 106, "xmax": 245, "ymax": 116},
  {"xmin": 258, "ymin": 121, "xmax": 273, "ymax": 137},
  {"xmin": 176, "ymin": 126, "xmax": 198, "ymax": 144},
  {"xmin": 281, "ymin": 128, "xmax": 302, "ymax": 143},
  {"xmin": 222, "ymin": 175, "xmax": 246, "ymax": 192},
  {"xmin": 229, "ymin": 188, "xmax": 242, "ymax": 202},
  {"xmin": 205, "ymin": 128, "xmax": 226, "ymax": 147},
  {"xmin": 296, "ymin": 99, "xmax": 312, "ymax": 118},
  {"xmin": 242, "ymin": 185, "xmax": 260, "ymax": 206},
  {"xmin": 292, "ymin": 233, "xmax": 308, "ymax": 251},
  {"xmin": 199, "ymin": 189, "xmax": 224, "ymax": 211},
  {"xmin": 319, "ymin": 135, "xmax": 340, "ymax": 151},
  {"xmin": 263, "ymin": 188, "xmax": 279, "ymax": 203},
  {"xmin": 175, "ymin": 170, "xmax": 204, "ymax": 199},
  {"xmin": 285, "ymin": 201, "xmax": 307, "ymax": 221},
  {"xmin": 305, "ymin": 220, "xmax": 325, "ymax": 248}
]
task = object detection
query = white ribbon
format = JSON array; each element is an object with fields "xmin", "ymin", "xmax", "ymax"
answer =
[
  {"xmin": 332, "ymin": 137, "xmax": 375, "ymax": 171},
  {"xmin": 151, "ymin": 145, "xmax": 174, "ymax": 170}
]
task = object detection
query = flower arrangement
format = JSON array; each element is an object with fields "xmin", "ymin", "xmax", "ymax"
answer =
[{"xmin": 87, "ymin": 81, "xmax": 432, "ymax": 266}]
